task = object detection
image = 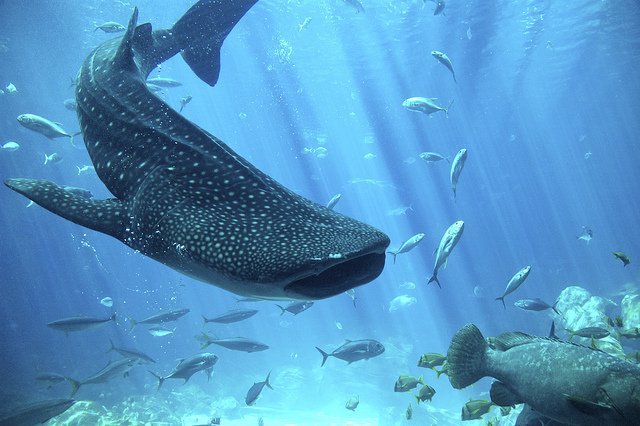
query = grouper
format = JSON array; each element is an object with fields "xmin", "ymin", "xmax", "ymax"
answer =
[{"xmin": 447, "ymin": 324, "xmax": 640, "ymax": 425}]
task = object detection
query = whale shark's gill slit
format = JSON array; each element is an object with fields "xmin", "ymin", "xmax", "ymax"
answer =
[{"xmin": 4, "ymin": 0, "xmax": 390, "ymax": 300}]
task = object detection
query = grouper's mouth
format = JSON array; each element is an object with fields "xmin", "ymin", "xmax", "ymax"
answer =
[{"xmin": 284, "ymin": 251, "xmax": 387, "ymax": 300}]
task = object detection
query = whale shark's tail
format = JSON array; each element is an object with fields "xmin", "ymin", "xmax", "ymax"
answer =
[
  {"xmin": 173, "ymin": 0, "xmax": 258, "ymax": 86},
  {"xmin": 122, "ymin": 0, "xmax": 258, "ymax": 87}
]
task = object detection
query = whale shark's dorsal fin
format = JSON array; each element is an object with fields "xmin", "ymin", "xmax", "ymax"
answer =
[
  {"xmin": 113, "ymin": 7, "xmax": 140, "ymax": 71},
  {"xmin": 4, "ymin": 179, "xmax": 128, "ymax": 240}
]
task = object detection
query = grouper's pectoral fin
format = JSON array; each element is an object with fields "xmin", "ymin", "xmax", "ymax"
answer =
[
  {"xmin": 4, "ymin": 179, "xmax": 128, "ymax": 240},
  {"xmin": 490, "ymin": 381, "xmax": 523, "ymax": 406},
  {"xmin": 564, "ymin": 393, "xmax": 616, "ymax": 417}
]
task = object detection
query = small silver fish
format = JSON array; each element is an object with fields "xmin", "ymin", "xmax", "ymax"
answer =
[
  {"xmin": 387, "ymin": 233, "xmax": 425, "ymax": 264},
  {"xmin": 419, "ymin": 151, "xmax": 449, "ymax": 163},
  {"xmin": 402, "ymin": 97, "xmax": 453, "ymax": 117},
  {"xmin": 147, "ymin": 326, "xmax": 175, "ymax": 337},
  {"xmin": 495, "ymin": 266, "xmax": 532, "ymax": 308},
  {"xmin": 450, "ymin": 148, "xmax": 468, "ymax": 199},
  {"xmin": 179, "ymin": 95, "xmax": 192, "ymax": 112},
  {"xmin": 44, "ymin": 153, "xmax": 63, "ymax": 165},
  {"xmin": 94, "ymin": 22, "xmax": 126, "ymax": 33},
  {"xmin": 428, "ymin": 221, "xmax": 464, "ymax": 288},
  {"xmin": 577, "ymin": 226, "xmax": 593, "ymax": 244},
  {"xmin": 431, "ymin": 50, "xmax": 456, "ymax": 82},
  {"xmin": 298, "ymin": 17, "xmax": 312, "ymax": 32},
  {"xmin": 326, "ymin": 193, "xmax": 342, "ymax": 210}
]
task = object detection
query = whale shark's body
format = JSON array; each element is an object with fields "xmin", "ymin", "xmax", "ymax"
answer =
[{"xmin": 4, "ymin": 0, "xmax": 389, "ymax": 300}]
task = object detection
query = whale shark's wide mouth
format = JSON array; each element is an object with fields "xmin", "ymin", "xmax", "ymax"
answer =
[{"xmin": 284, "ymin": 251, "xmax": 386, "ymax": 300}]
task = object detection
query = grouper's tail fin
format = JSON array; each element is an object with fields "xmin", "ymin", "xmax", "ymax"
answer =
[
  {"xmin": 4, "ymin": 179, "xmax": 128, "ymax": 240},
  {"xmin": 172, "ymin": 0, "xmax": 258, "ymax": 86},
  {"xmin": 446, "ymin": 324, "xmax": 488, "ymax": 389}
]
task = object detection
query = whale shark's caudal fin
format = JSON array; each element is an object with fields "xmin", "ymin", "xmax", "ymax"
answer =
[
  {"xmin": 172, "ymin": 0, "xmax": 258, "ymax": 86},
  {"xmin": 114, "ymin": 0, "xmax": 258, "ymax": 87},
  {"xmin": 4, "ymin": 179, "xmax": 128, "ymax": 240}
]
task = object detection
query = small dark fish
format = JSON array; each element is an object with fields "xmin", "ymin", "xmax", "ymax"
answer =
[
  {"xmin": 199, "ymin": 333, "xmax": 269, "ymax": 352},
  {"xmin": 316, "ymin": 339, "xmax": 385, "ymax": 366},
  {"xmin": 179, "ymin": 95, "xmax": 192, "ymax": 113},
  {"xmin": 47, "ymin": 313, "xmax": 116, "ymax": 335},
  {"xmin": 568, "ymin": 326, "xmax": 610, "ymax": 340},
  {"xmin": 394, "ymin": 375, "xmax": 424, "ymax": 392},
  {"xmin": 107, "ymin": 338, "xmax": 156, "ymax": 363},
  {"xmin": 149, "ymin": 353, "xmax": 218, "ymax": 390},
  {"xmin": 245, "ymin": 371, "xmax": 273, "ymax": 406},
  {"xmin": 0, "ymin": 399, "xmax": 75, "ymax": 426},
  {"xmin": 613, "ymin": 251, "xmax": 630, "ymax": 266},
  {"xmin": 514, "ymin": 298, "xmax": 560, "ymax": 315},
  {"xmin": 415, "ymin": 384, "xmax": 436, "ymax": 403},
  {"xmin": 619, "ymin": 328, "xmax": 640, "ymax": 339},
  {"xmin": 461, "ymin": 399, "xmax": 494, "ymax": 421},
  {"xmin": 405, "ymin": 403, "xmax": 413, "ymax": 420},
  {"xmin": 343, "ymin": 0, "xmax": 364, "ymax": 13},
  {"xmin": 202, "ymin": 309, "xmax": 258, "ymax": 324},
  {"xmin": 345, "ymin": 395, "xmax": 359, "ymax": 411},
  {"xmin": 276, "ymin": 301, "xmax": 314, "ymax": 316},
  {"xmin": 417, "ymin": 352, "xmax": 447, "ymax": 369},
  {"xmin": 129, "ymin": 308, "xmax": 189, "ymax": 329},
  {"xmin": 67, "ymin": 358, "xmax": 138, "ymax": 396},
  {"xmin": 435, "ymin": 362, "xmax": 449, "ymax": 379},
  {"xmin": 432, "ymin": 0, "xmax": 445, "ymax": 15},
  {"xmin": 606, "ymin": 316, "xmax": 624, "ymax": 328}
]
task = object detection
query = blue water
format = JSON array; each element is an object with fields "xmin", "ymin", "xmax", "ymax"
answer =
[{"xmin": 0, "ymin": 0, "xmax": 639, "ymax": 424}]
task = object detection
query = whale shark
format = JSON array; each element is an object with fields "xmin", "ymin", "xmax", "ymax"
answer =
[{"xmin": 4, "ymin": 0, "xmax": 389, "ymax": 300}]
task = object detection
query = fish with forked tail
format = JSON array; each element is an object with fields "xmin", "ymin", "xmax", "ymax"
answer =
[
  {"xmin": 149, "ymin": 353, "xmax": 217, "ymax": 390},
  {"xmin": 387, "ymin": 233, "xmax": 425, "ymax": 264},
  {"xmin": 431, "ymin": 50, "xmax": 456, "ymax": 82},
  {"xmin": 495, "ymin": 266, "xmax": 531, "ymax": 308},
  {"xmin": 245, "ymin": 371, "xmax": 273, "ymax": 406},
  {"xmin": 402, "ymin": 97, "xmax": 453, "ymax": 117},
  {"xmin": 450, "ymin": 149, "xmax": 467, "ymax": 199},
  {"xmin": 16, "ymin": 114, "xmax": 80, "ymax": 147},
  {"xmin": 428, "ymin": 221, "xmax": 464, "ymax": 288},
  {"xmin": 447, "ymin": 324, "xmax": 640, "ymax": 425},
  {"xmin": 316, "ymin": 339, "xmax": 385, "ymax": 366}
]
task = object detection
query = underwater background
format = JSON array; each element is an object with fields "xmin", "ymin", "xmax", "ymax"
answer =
[{"xmin": 0, "ymin": 0, "xmax": 639, "ymax": 424}]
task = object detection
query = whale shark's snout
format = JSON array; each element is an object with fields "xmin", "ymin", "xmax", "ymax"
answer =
[{"xmin": 284, "ymin": 238, "xmax": 388, "ymax": 299}]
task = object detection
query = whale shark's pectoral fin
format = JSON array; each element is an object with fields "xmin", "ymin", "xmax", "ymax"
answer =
[{"xmin": 4, "ymin": 179, "xmax": 128, "ymax": 240}]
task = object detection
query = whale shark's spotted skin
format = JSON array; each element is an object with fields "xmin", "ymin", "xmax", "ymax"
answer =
[{"xmin": 4, "ymin": 0, "xmax": 389, "ymax": 300}]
